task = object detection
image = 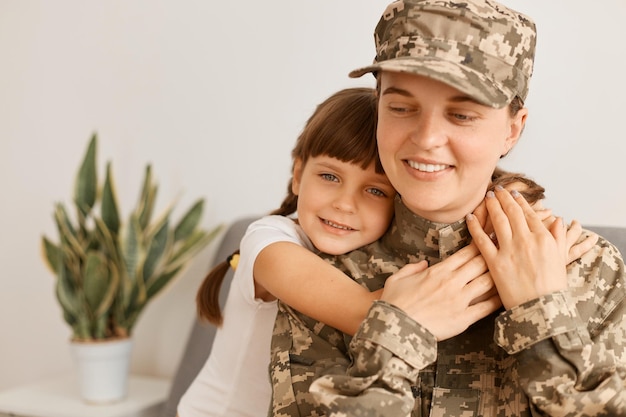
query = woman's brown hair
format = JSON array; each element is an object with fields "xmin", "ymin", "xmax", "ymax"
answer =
[{"xmin": 196, "ymin": 88, "xmax": 380, "ymax": 325}]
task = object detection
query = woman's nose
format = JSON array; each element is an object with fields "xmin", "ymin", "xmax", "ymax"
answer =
[{"xmin": 410, "ymin": 113, "xmax": 447, "ymax": 149}]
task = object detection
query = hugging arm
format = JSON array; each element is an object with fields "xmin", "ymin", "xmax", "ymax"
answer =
[
  {"xmin": 467, "ymin": 186, "xmax": 626, "ymax": 415},
  {"xmin": 255, "ymin": 242, "xmax": 389, "ymax": 335}
]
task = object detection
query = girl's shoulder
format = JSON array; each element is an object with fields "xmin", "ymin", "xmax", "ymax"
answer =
[
  {"xmin": 244, "ymin": 215, "xmax": 312, "ymax": 250},
  {"xmin": 248, "ymin": 215, "xmax": 298, "ymax": 233}
]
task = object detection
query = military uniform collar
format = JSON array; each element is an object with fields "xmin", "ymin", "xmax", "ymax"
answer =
[{"xmin": 383, "ymin": 196, "xmax": 472, "ymax": 263}]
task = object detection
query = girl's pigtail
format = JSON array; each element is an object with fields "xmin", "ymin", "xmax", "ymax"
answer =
[{"xmin": 196, "ymin": 250, "xmax": 240, "ymax": 326}]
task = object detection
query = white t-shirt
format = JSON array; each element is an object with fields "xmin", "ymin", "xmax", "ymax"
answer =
[{"xmin": 178, "ymin": 215, "xmax": 313, "ymax": 417}]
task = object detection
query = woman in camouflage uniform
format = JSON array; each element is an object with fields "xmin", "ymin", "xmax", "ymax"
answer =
[{"xmin": 270, "ymin": 0, "xmax": 626, "ymax": 416}]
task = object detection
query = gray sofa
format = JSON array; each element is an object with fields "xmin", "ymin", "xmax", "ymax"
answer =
[{"xmin": 160, "ymin": 219, "xmax": 626, "ymax": 417}]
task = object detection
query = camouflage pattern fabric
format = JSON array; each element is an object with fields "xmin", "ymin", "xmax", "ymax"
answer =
[
  {"xmin": 269, "ymin": 197, "xmax": 626, "ymax": 416},
  {"xmin": 349, "ymin": 0, "xmax": 537, "ymax": 109}
]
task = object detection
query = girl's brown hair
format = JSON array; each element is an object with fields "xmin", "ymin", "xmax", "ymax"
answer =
[
  {"xmin": 197, "ymin": 87, "xmax": 380, "ymax": 325},
  {"xmin": 490, "ymin": 166, "xmax": 545, "ymax": 205}
]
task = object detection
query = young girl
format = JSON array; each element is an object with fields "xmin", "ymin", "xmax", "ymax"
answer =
[{"xmin": 177, "ymin": 87, "xmax": 396, "ymax": 417}]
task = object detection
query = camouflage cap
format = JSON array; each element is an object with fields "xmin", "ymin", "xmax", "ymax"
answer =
[{"xmin": 350, "ymin": 0, "xmax": 537, "ymax": 108}]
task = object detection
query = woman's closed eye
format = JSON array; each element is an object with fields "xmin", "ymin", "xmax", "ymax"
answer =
[
  {"xmin": 449, "ymin": 112, "xmax": 477, "ymax": 122},
  {"xmin": 387, "ymin": 104, "xmax": 416, "ymax": 115}
]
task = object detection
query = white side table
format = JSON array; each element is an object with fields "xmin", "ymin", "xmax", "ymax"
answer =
[{"xmin": 0, "ymin": 374, "xmax": 171, "ymax": 417}]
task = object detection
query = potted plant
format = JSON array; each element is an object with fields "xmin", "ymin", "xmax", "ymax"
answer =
[{"xmin": 41, "ymin": 133, "xmax": 221, "ymax": 403}]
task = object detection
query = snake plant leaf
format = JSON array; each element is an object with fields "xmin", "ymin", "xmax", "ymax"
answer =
[
  {"xmin": 142, "ymin": 216, "xmax": 171, "ymax": 284},
  {"xmin": 121, "ymin": 214, "xmax": 141, "ymax": 280},
  {"xmin": 136, "ymin": 165, "xmax": 157, "ymax": 231},
  {"xmin": 95, "ymin": 259, "xmax": 120, "ymax": 318},
  {"xmin": 144, "ymin": 266, "xmax": 181, "ymax": 304},
  {"xmin": 167, "ymin": 226, "xmax": 222, "ymax": 271},
  {"xmin": 54, "ymin": 204, "xmax": 85, "ymax": 260},
  {"xmin": 120, "ymin": 214, "xmax": 144, "ymax": 308},
  {"xmin": 101, "ymin": 162, "xmax": 120, "ymax": 235},
  {"xmin": 74, "ymin": 133, "xmax": 98, "ymax": 216},
  {"xmin": 54, "ymin": 203, "xmax": 76, "ymax": 239},
  {"xmin": 173, "ymin": 199, "xmax": 204, "ymax": 242},
  {"xmin": 55, "ymin": 267, "xmax": 81, "ymax": 318},
  {"xmin": 93, "ymin": 217, "xmax": 122, "ymax": 269},
  {"xmin": 41, "ymin": 237, "xmax": 62, "ymax": 275},
  {"xmin": 82, "ymin": 252, "xmax": 111, "ymax": 315}
]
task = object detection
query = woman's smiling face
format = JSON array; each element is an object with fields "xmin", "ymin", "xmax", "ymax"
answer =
[{"xmin": 376, "ymin": 71, "xmax": 527, "ymax": 223}]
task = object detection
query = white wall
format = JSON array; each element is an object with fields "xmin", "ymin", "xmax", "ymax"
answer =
[{"xmin": 1, "ymin": 0, "xmax": 624, "ymax": 391}]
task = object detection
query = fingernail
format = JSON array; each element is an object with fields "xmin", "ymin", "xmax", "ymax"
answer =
[
  {"xmin": 511, "ymin": 189, "xmax": 521, "ymax": 198},
  {"xmin": 466, "ymin": 213, "xmax": 474, "ymax": 221},
  {"xmin": 495, "ymin": 185, "xmax": 504, "ymax": 191},
  {"xmin": 486, "ymin": 191, "xmax": 495, "ymax": 198}
]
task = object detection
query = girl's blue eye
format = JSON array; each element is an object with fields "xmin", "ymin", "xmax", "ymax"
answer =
[
  {"xmin": 321, "ymin": 173, "xmax": 339, "ymax": 182},
  {"xmin": 367, "ymin": 188, "xmax": 387, "ymax": 197}
]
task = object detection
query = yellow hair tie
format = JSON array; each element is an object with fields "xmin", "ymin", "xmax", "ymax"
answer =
[{"xmin": 227, "ymin": 253, "xmax": 240, "ymax": 270}]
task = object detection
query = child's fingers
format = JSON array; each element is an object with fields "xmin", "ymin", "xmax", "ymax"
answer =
[
  {"xmin": 566, "ymin": 220, "xmax": 598, "ymax": 264},
  {"xmin": 565, "ymin": 219, "xmax": 582, "ymax": 248}
]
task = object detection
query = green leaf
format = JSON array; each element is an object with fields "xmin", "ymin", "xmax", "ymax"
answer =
[
  {"xmin": 101, "ymin": 162, "xmax": 120, "ymax": 235},
  {"xmin": 54, "ymin": 204, "xmax": 85, "ymax": 261},
  {"xmin": 121, "ymin": 214, "xmax": 141, "ymax": 281},
  {"xmin": 55, "ymin": 264, "xmax": 81, "ymax": 322},
  {"xmin": 74, "ymin": 133, "xmax": 98, "ymax": 216},
  {"xmin": 145, "ymin": 267, "xmax": 180, "ymax": 300},
  {"xmin": 136, "ymin": 165, "xmax": 157, "ymax": 231},
  {"xmin": 41, "ymin": 237, "xmax": 62, "ymax": 275},
  {"xmin": 82, "ymin": 252, "xmax": 110, "ymax": 314},
  {"xmin": 95, "ymin": 259, "xmax": 120, "ymax": 318},
  {"xmin": 142, "ymin": 217, "xmax": 171, "ymax": 284},
  {"xmin": 173, "ymin": 199, "xmax": 204, "ymax": 242},
  {"xmin": 167, "ymin": 225, "xmax": 222, "ymax": 271},
  {"xmin": 120, "ymin": 214, "xmax": 146, "ymax": 310}
]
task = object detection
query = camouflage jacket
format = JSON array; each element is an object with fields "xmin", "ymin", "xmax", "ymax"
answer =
[{"xmin": 269, "ymin": 198, "xmax": 626, "ymax": 417}]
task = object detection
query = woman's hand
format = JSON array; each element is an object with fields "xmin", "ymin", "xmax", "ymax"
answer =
[
  {"xmin": 380, "ymin": 245, "xmax": 502, "ymax": 341},
  {"xmin": 466, "ymin": 186, "xmax": 569, "ymax": 310}
]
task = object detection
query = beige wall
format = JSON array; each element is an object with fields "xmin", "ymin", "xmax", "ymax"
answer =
[{"xmin": 1, "ymin": 0, "xmax": 625, "ymax": 391}]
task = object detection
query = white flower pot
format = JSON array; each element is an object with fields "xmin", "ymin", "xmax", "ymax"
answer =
[{"xmin": 70, "ymin": 337, "xmax": 133, "ymax": 404}]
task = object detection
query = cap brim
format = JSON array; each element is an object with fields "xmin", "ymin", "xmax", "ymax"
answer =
[{"xmin": 349, "ymin": 57, "xmax": 512, "ymax": 109}]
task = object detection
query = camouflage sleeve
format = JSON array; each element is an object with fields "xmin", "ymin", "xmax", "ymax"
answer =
[
  {"xmin": 309, "ymin": 300, "xmax": 436, "ymax": 417},
  {"xmin": 495, "ymin": 239, "xmax": 626, "ymax": 415}
]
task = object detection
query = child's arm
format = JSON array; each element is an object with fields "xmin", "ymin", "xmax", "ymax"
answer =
[{"xmin": 254, "ymin": 242, "xmax": 394, "ymax": 335}]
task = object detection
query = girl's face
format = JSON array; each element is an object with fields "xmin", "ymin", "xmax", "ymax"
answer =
[
  {"xmin": 377, "ymin": 71, "xmax": 527, "ymax": 223},
  {"xmin": 292, "ymin": 155, "xmax": 396, "ymax": 255}
]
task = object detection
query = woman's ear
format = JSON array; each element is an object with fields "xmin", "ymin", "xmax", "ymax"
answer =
[
  {"xmin": 502, "ymin": 107, "xmax": 528, "ymax": 157},
  {"xmin": 291, "ymin": 158, "xmax": 304, "ymax": 196}
]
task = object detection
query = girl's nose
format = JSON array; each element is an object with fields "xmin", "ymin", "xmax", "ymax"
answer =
[{"xmin": 332, "ymin": 191, "xmax": 357, "ymax": 213}]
